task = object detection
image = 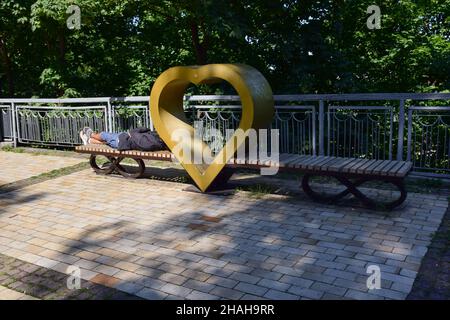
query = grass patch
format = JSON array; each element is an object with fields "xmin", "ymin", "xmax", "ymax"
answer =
[
  {"xmin": 30, "ymin": 162, "xmax": 89, "ymax": 180},
  {"xmin": 1, "ymin": 145, "xmax": 25, "ymax": 153},
  {"xmin": 237, "ymin": 183, "xmax": 281, "ymax": 198},
  {"xmin": 0, "ymin": 145, "xmax": 83, "ymax": 158}
]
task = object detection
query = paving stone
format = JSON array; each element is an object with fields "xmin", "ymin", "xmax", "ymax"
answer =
[
  {"xmin": 288, "ymin": 286, "xmax": 323, "ymax": 299},
  {"xmin": 311, "ymin": 282, "xmax": 347, "ymax": 296},
  {"xmin": 370, "ymin": 288, "xmax": 407, "ymax": 300},
  {"xmin": 186, "ymin": 290, "xmax": 220, "ymax": 300},
  {"xmin": 258, "ymin": 278, "xmax": 291, "ymax": 291},
  {"xmin": 234, "ymin": 282, "xmax": 268, "ymax": 297},
  {"xmin": 136, "ymin": 287, "xmax": 167, "ymax": 300},
  {"xmin": 279, "ymin": 275, "xmax": 313, "ymax": 288},
  {"xmin": 345, "ymin": 289, "xmax": 384, "ymax": 300},
  {"xmin": 301, "ymin": 272, "xmax": 336, "ymax": 285},
  {"xmin": 160, "ymin": 283, "xmax": 192, "ymax": 297},
  {"xmin": 323, "ymin": 269, "xmax": 358, "ymax": 281},
  {"xmin": 210, "ymin": 286, "xmax": 244, "ymax": 300},
  {"xmin": 241, "ymin": 294, "xmax": 268, "ymax": 300},
  {"xmin": 264, "ymin": 289, "xmax": 298, "ymax": 300},
  {"xmin": 158, "ymin": 273, "xmax": 187, "ymax": 286},
  {"xmin": 229, "ymin": 272, "xmax": 261, "ymax": 285},
  {"xmin": 206, "ymin": 276, "xmax": 238, "ymax": 289},
  {"xmin": 391, "ymin": 282, "xmax": 413, "ymax": 294},
  {"xmin": 115, "ymin": 281, "xmax": 144, "ymax": 295},
  {"xmin": 184, "ymin": 279, "xmax": 216, "ymax": 293},
  {"xmin": 93, "ymin": 265, "xmax": 120, "ymax": 276},
  {"xmin": 90, "ymin": 274, "xmax": 120, "ymax": 288}
]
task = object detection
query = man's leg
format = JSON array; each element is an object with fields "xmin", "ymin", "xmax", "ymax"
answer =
[
  {"xmin": 80, "ymin": 127, "xmax": 121, "ymax": 148},
  {"xmin": 96, "ymin": 132, "xmax": 121, "ymax": 148}
]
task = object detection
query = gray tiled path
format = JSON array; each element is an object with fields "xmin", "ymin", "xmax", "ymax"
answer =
[{"xmin": 0, "ymin": 153, "xmax": 447, "ymax": 300}]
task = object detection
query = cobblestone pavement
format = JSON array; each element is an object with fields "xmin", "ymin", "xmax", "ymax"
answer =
[
  {"xmin": 0, "ymin": 252, "xmax": 140, "ymax": 299},
  {"xmin": 0, "ymin": 285, "xmax": 38, "ymax": 300},
  {"xmin": 0, "ymin": 159, "xmax": 447, "ymax": 300},
  {"xmin": 0, "ymin": 151, "xmax": 83, "ymax": 186},
  {"xmin": 407, "ymin": 203, "xmax": 450, "ymax": 299}
]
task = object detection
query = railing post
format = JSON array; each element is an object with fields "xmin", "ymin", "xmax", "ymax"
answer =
[
  {"xmin": 396, "ymin": 99, "xmax": 405, "ymax": 161},
  {"xmin": 11, "ymin": 102, "xmax": 17, "ymax": 147},
  {"xmin": 148, "ymin": 96, "xmax": 153, "ymax": 131},
  {"xmin": 311, "ymin": 106, "xmax": 316, "ymax": 156},
  {"xmin": 406, "ymin": 107, "xmax": 413, "ymax": 162},
  {"xmin": 107, "ymin": 98, "xmax": 113, "ymax": 132},
  {"xmin": 318, "ymin": 100, "xmax": 324, "ymax": 156},
  {"xmin": 0, "ymin": 106, "xmax": 3, "ymax": 142}
]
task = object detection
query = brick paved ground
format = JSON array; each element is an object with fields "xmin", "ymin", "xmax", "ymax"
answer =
[
  {"xmin": 0, "ymin": 252, "xmax": 140, "ymax": 300},
  {"xmin": 0, "ymin": 151, "xmax": 83, "ymax": 186},
  {"xmin": 0, "ymin": 285, "xmax": 38, "ymax": 300},
  {"xmin": 407, "ymin": 203, "xmax": 450, "ymax": 299},
  {"xmin": 0, "ymin": 151, "xmax": 447, "ymax": 300}
]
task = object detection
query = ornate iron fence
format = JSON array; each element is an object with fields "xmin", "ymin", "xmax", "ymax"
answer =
[
  {"xmin": 327, "ymin": 105, "xmax": 393, "ymax": 160},
  {"xmin": 1, "ymin": 93, "xmax": 450, "ymax": 178},
  {"xmin": 15, "ymin": 105, "xmax": 107, "ymax": 146},
  {"xmin": 0, "ymin": 104, "xmax": 13, "ymax": 139},
  {"xmin": 407, "ymin": 106, "xmax": 450, "ymax": 175}
]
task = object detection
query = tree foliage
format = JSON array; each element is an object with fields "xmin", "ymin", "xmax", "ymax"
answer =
[{"xmin": 0, "ymin": 0, "xmax": 449, "ymax": 97}]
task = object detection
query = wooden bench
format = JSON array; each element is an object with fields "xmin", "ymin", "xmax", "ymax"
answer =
[{"xmin": 75, "ymin": 144, "xmax": 412, "ymax": 210}]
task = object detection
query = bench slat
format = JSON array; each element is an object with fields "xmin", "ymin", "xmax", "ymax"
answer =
[
  {"xmin": 379, "ymin": 161, "xmax": 400, "ymax": 176},
  {"xmin": 278, "ymin": 154, "xmax": 304, "ymax": 167},
  {"xmin": 316, "ymin": 157, "xmax": 339, "ymax": 170},
  {"xmin": 290, "ymin": 155, "xmax": 313, "ymax": 168},
  {"xmin": 355, "ymin": 159, "xmax": 377, "ymax": 174},
  {"xmin": 396, "ymin": 162, "xmax": 413, "ymax": 177},
  {"xmin": 362, "ymin": 160, "xmax": 384, "ymax": 174},
  {"xmin": 305, "ymin": 156, "xmax": 328, "ymax": 169},
  {"xmin": 348, "ymin": 158, "xmax": 370, "ymax": 173},
  {"xmin": 372, "ymin": 160, "xmax": 392, "ymax": 175},
  {"xmin": 295, "ymin": 156, "xmax": 321, "ymax": 169},
  {"xmin": 340, "ymin": 158, "xmax": 365, "ymax": 173},
  {"xmin": 282, "ymin": 155, "xmax": 307, "ymax": 168},
  {"xmin": 308, "ymin": 156, "xmax": 334, "ymax": 170},
  {"xmin": 390, "ymin": 161, "xmax": 406, "ymax": 176},
  {"xmin": 327, "ymin": 158, "xmax": 354, "ymax": 172}
]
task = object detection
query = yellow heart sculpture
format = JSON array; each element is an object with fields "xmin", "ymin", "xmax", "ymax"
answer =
[{"xmin": 150, "ymin": 64, "xmax": 274, "ymax": 192}]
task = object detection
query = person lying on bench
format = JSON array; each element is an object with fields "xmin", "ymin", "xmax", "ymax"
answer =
[{"xmin": 79, "ymin": 127, "xmax": 167, "ymax": 151}]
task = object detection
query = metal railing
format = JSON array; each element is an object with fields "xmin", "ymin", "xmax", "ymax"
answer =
[{"xmin": 1, "ymin": 93, "xmax": 450, "ymax": 178}]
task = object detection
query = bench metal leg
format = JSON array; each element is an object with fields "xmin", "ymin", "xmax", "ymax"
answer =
[
  {"xmin": 89, "ymin": 154, "xmax": 115, "ymax": 175},
  {"xmin": 301, "ymin": 173, "xmax": 407, "ymax": 210},
  {"xmin": 89, "ymin": 155, "xmax": 145, "ymax": 179},
  {"xmin": 114, "ymin": 157, "xmax": 145, "ymax": 179}
]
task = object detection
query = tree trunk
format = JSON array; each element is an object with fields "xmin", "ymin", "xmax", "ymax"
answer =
[
  {"xmin": 0, "ymin": 37, "xmax": 14, "ymax": 97},
  {"xmin": 57, "ymin": 29, "xmax": 66, "ymax": 96},
  {"xmin": 190, "ymin": 21, "xmax": 208, "ymax": 65},
  {"xmin": 58, "ymin": 29, "xmax": 66, "ymax": 67}
]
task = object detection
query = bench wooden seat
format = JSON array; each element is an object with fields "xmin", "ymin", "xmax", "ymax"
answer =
[
  {"xmin": 75, "ymin": 144, "xmax": 412, "ymax": 210},
  {"xmin": 75, "ymin": 144, "xmax": 174, "ymax": 161}
]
